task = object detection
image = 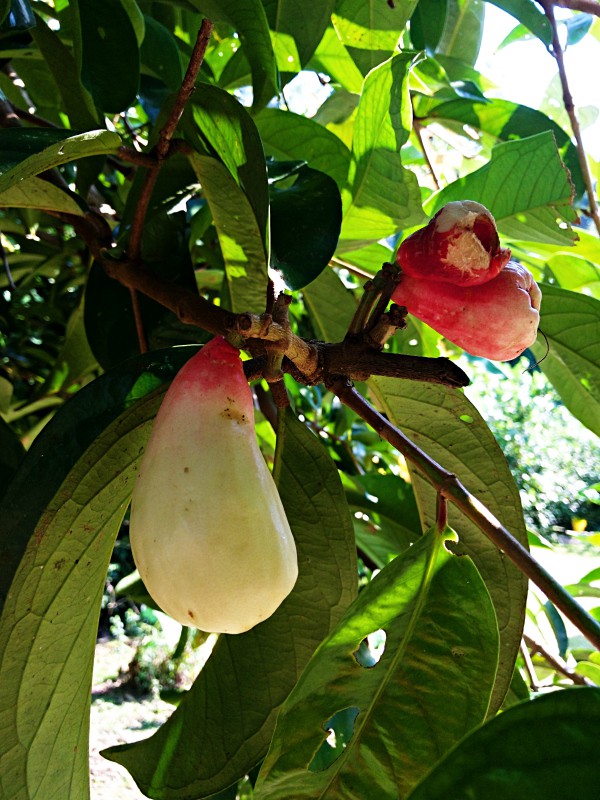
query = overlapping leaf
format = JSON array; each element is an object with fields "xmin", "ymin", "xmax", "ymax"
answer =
[
  {"xmin": 254, "ymin": 528, "xmax": 499, "ymax": 800},
  {"xmin": 104, "ymin": 408, "xmax": 358, "ymax": 799},
  {"xmin": 0, "ymin": 128, "xmax": 121, "ymax": 193},
  {"xmin": 0, "ymin": 365, "xmax": 179, "ymax": 799},
  {"xmin": 339, "ymin": 53, "xmax": 425, "ymax": 251},
  {"xmin": 407, "ymin": 688, "xmax": 600, "ymax": 799},
  {"xmin": 531, "ymin": 284, "xmax": 600, "ymax": 437},
  {"xmin": 425, "ymin": 132, "xmax": 577, "ymax": 245},
  {"xmin": 189, "ymin": 0, "xmax": 278, "ymax": 108},
  {"xmin": 369, "ymin": 377, "xmax": 529, "ymax": 713}
]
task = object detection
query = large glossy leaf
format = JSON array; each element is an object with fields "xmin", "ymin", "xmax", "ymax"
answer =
[
  {"xmin": 488, "ymin": 0, "xmax": 552, "ymax": 45},
  {"xmin": 414, "ymin": 94, "xmax": 585, "ymax": 198},
  {"xmin": 425, "ymin": 132, "xmax": 577, "ymax": 246},
  {"xmin": 30, "ymin": 11, "xmax": 99, "ymax": 129},
  {"xmin": 189, "ymin": 0, "xmax": 278, "ymax": 109},
  {"xmin": 270, "ymin": 165, "xmax": 342, "ymax": 290},
  {"xmin": 369, "ymin": 377, "xmax": 528, "ymax": 713},
  {"xmin": 188, "ymin": 152, "xmax": 269, "ymax": 313},
  {"xmin": 71, "ymin": 0, "xmax": 140, "ymax": 113},
  {"xmin": 407, "ymin": 688, "xmax": 600, "ymax": 799},
  {"xmin": 308, "ymin": 25, "xmax": 364, "ymax": 93},
  {"xmin": 104, "ymin": 408, "xmax": 358, "ymax": 799},
  {"xmin": 436, "ymin": 0, "xmax": 485, "ymax": 65},
  {"xmin": 0, "ymin": 360, "xmax": 185, "ymax": 799},
  {"xmin": 409, "ymin": 0, "xmax": 447, "ymax": 52},
  {"xmin": 332, "ymin": 0, "xmax": 418, "ymax": 75},
  {"xmin": 0, "ymin": 176, "xmax": 86, "ymax": 215},
  {"xmin": 191, "ymin": 83, "xmax": 269, "ymax": 245},
  {"xmin": 0, "ymin": 128, "xmax": 121, "ymax": 193},
  {"xmin": 302, "ymin": 267, "xmax": 357, "ymax": 343},
  {"xmin": 339, "ymin": 53, "xmax": 425, "ymax": 252},
  {"xmin": 531, "ymin": 284, "xmax": 600, "ymax": 437},
  {"xmin": 262, "ymin": 0, "xmax": 335, "ymax": 67},
  {"xmin": 141, "ymin": 14, "xmax": 184, "ymax": 91},
  {"xmin": 255, "ymin": 108, "xmax": 352, "ymax": 188},
  {"xmin": 0, "ymin": 348, "xmax": 195, "ymax": 608},
  {"xmin": 254, "ymin": 527, "xmax": 499, "ymax": 800}
]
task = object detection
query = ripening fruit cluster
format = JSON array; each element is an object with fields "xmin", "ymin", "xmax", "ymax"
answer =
[{"xmin": 393, "ymin": 201, "xmax": 542, "ymax": 361}]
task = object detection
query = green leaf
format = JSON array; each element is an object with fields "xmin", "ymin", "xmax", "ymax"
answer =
[
  {"xmin": 191, "ymin": 83, "xmax": 269, "ymax": 245},
  {"xmin": 349, "ymin": 472, "xmax": 421, "ymax": 565},
  {"xmin": 85, "ymin": 199, "xmax": 198, "ymax": 370},
  {"xmin": 270, "ymin": 165, "xmax": 342, "ymax": 290},
  {"xmin": 436, "ymin": 0, "xmax": 485, "ymax": 65},
  {"xmin": 0, "ymin": 358, "xmax": 187, "ymax": 799},
  {"xmin": 0, "ymin": 176, "xmax": 87, "ymax": 215},
  {"xmin": 531, "ymin": 285, "xmax": 600, "ymax": 437},
  {"xmin": 141, "ymin": 15, "xmax": 183, "ymax": 91},
  {"xmin": 262, "ymin": 0, "xmax": 335, "ymax": 67},
  {"xmin": 410, "ymin": 0, "xmax": 448, "ymax": 51},
  {"xmin": 488, "ymin": 0, "xmax": 552, "ymax": 45},
  {"xmin": 302, "ymin": 267, "xmax": 357, "ymax": 343},
  {"xmin": 339, "ymin": 53, "xmax": 425, "ymax": 251},
  {"xmin": 425, "ymin": 132, "xmax": 577, "ymax": 246},
  {"xmin": 189, "ymin": 0, "xmax": 278, "ymax": 109},
  {"xmin": 0, "ymin": 349, "xmax": 194, "ymax": 608},
  {"xmin": 308, "ymin": 25, "xmax": 365, "ymax": 93},
  {"xmin": 332, "ymin": 0, "xmax": 418, "ymax": 75},
  {"xmin": 414, "ymin": 94, "xmax": 585, "ymax": 198},
  {"xmin": 0, "ymin": 129, "xmax": 121, "ymax": 194},
  {"xmin": 71, "ymin": 0, "xmax": 141, "ymax": 113},
  {"xmin": 103, "ymin": 408, "xmax": 358, "ymax": 799},
  {"xmin": 188, "ymin": 152, "xmax": 269, "ymax": 313},
  {"xmin": 369, "ymin": 378, "xmax": 529, "ymax": 713},
  {"xmin": 255, "ymin": 108, "xmax": 352, "ymax": 188},
  {"xmin": 406, "ymin": 688, "xmax": 600, "ymax": 799},
  {"xmin": 30, "ymin": 11, "xmax": 100, "ymax": 129},
  {"xmin": 254, "ymin": 527, "xmax": 499, "ymax": 800}
]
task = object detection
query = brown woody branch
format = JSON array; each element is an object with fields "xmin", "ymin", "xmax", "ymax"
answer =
[
  {"xmin": 539, "ymin": 0, "xmax": 600, "ymax": 235},
  {"xmin": 553, "ymin": 0, "xmax": 600, "ymax": 15},
  {"xmin": 523, "ymin": 634, "xmax": 593, "ymax": 686},
  {"xmin": 328, "ymin": 378, "xmax": 600, "ymax": 652}
]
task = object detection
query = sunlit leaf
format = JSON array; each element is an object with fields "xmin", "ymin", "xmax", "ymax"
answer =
[
  {"xmin": 531, "ymin": 285, "xmax": 600, "ymax": 437},
  {"xmin": 254, "ymin": 527, "xmax": 499, "ymax": 800},
  {"xmin": 369, "ymin": 377, "xmax": 528, "ymax": 713}
]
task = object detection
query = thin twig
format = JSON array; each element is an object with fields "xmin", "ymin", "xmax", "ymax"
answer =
[
  {"xmin": 124, "ymin": 17, "xmax": 214, "ymax": 354},
  {"xmin": 413, "ymin": 119, "xmax": 441, "ymax": 190},
  {"xmin": 328, "ymin": 378, "xmax": 600, "ymax": 652},
  {"xmin": 523, "ymin": 633, "xmax": 594, "ymax": 686},
  {"xmin": 519, "ymin": 640, "xmax": 539, "ymax": 690},
  {"xmin": 553, "ymin": 0, "xmax": 600, "ymax": 15},
  {"xmin": 540, "ymin": 0, "xmax": 600, "ymax": 235},
  {"xmin": 128, "ymin": 17, "xmax": 214, "ymax": 260}
]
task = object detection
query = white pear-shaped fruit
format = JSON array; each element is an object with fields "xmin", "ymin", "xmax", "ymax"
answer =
[{"xmin": 129, "ymin": 336, "xmax": 298, "ymax": 633}]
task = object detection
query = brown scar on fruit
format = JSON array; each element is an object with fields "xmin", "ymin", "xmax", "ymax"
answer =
[{"xmin": 220, "ymin": 406, "xmax": 248, "ymax": 424}]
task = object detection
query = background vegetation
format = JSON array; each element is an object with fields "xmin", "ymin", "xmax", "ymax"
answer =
[{"xmin": 1, "ymin": 1, "xmax": 600, "ymax": 799}]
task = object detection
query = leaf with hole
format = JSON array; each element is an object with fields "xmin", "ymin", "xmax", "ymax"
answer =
[{"xmin": 254, "ymin": 526, "xmax": 498, "ymax": 800}]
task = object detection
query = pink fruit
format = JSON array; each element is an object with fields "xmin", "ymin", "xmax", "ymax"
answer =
[
  {"xmin": 129, "ymin": 336, "xmax": 298, "ymax": 633},
  {"xmin": 397, "ymin": 200, "xmax": 511, "ymax": 287},
  {"xmin": 392, "ymin": 262, "xmax": 542, "ymax": 361}
]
